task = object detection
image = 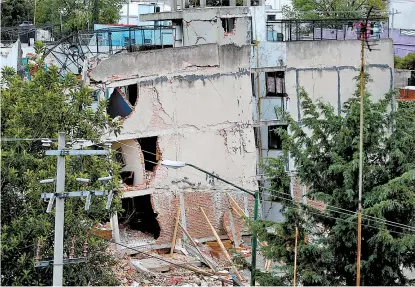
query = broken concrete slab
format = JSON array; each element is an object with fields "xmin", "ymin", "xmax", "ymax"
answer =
[{"xmin": 136, "ymin": 258, "xmax": 171, "ymax": 272}]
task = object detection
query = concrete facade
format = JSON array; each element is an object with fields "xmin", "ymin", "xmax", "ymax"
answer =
[
  {"xmin": 141, "ymin": 7, "xmax": 253, "ymax": 47},
  {"xmin": 89, "ymin": 43, "xmax": 257, "ymax": 250}
]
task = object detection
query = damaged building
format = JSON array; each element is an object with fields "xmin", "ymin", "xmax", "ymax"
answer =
[
  {"xmin": 139, "ymin": 3, "xmax": 395, "ymax": 221},
  {"xmin": 89, "ymin": 42, "xmax": 258, "ymax": 251},
  {"xmin": 85, "ymin": 0, "xmax": 395, "ymax": 259}
]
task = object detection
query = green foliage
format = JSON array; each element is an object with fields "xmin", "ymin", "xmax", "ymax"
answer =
[
  {"xmin": 256, "ymin": 78, "xmax": 415, "ymax": 285},
  {"xmin": 1, "ymin": 0, "xmax": 122, "ymax": 33},
  {"xmin": 1, "ymin": 0, "xmax": 33, "ymax": 27},
  {"xmin": 395, "ymin": 53, "xmax": 415, "ymax": 70},
  {"xmin": 284, "ymin": 0, "xmax": 387, "ymax": 19},
  {"xmin": 1, "ymin": 54, "xmax": 123, "ymax": 285}
]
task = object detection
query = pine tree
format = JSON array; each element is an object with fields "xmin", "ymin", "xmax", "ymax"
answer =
[{"xmin": 254, "ymin": 77, "xmax": 415, "ymax": 286}]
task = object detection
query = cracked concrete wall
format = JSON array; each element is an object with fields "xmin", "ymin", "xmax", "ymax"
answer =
[
  {"xmin": 89, "ymin": 44, "xmax": 220, "ymax": 83},
  {"xmin": 177, "ymin": 7, "xmax": 252, "ymax": 47},
  {"xmin": 94, "ymin": 44, "xmax": 257, "ymax": 191},
  {"xmin": 113, "ymin": 140, "xmax": 146, "ymax": 186},
  {"xmin": 285, "ymin": 39, "xmax": 394, "ymax": 121}
]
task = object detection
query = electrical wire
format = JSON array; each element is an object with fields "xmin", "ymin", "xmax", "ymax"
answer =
[
  {"xmin": 258, "ymin": 191, "xmax": 413, "ymax": 236},
  {"xmin": 89, "ymin": 233, "xmax": 233, "ymax": 284},
  {"xmin": 5, "ymin": 138, "xmax": 414, "ymax": 233},
  {"xmin": 259, "ymin": 187, "xmax": 415, "ymax": 233}
]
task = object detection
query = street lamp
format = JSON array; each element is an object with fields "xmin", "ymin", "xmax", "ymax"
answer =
[{"xmin": 161, "ymin": 160, "xmax": 259, "ymax": 286}]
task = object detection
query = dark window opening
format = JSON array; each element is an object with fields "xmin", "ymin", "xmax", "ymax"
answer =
[
  {"xmin": 266, "ymin": 71, "xmax": 287, "ymax": 97},
  {"xmin": 251, "ymin": 73, "xmax": 256, "ymax": 97},
  {"xmin": 254, "ymin": 127, "xmax": 259, "ymax": 148},
  {"xmin": 137, "ymin": 137, "xmax": 159, "ymax": 171},
  {"xmin": 115, "ymin": 148, "xmax": 126, "ymax": 167},
  {"xmin": 127, "ymin": 84, "xmax": 138, "ymax": 107},
  {"xmin": 120, "ymin": 171, "xmax": 134, "ymax": 186},
  {"xmin": 107, "ymin": 89, "xmax": 133, "ymax": 119},
  {"xmin": 267, "ymin": 15, "xmax": 276, "ymax": 21},
  {"xmin": 120, "ymin": 195, "xmax": 160, "ymax": 239},
  {"xmin": 221, "ymin": 18, "xmax": 235, "ymax": 33},
  {"xmin": 268, "ymin": 125, "xmax": 287, "ymax": 150}
]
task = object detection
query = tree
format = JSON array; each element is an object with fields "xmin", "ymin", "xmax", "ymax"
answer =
[
  {"xmin": 1, "ymin": 0, "xmax": 33, "ymax": 27},
  {"xmin": 254, "ymin": 77, "xmax": 415, "ymax": 285},
  {"xmin": 283, "ymin": 0, "xmax": 387, "ymax": 19},
  {"xmin": 395, "ymin": 52, "xmax": 415, "ymax": 70},
  {"xmin": 1, "ymin": 0, "xmax": 122, "ymax": 33},
  {"xmin": 1, "ymin": 43, "xmax": 123, "ymax": 286},
  {"xmin": 34, "ymin": 0, "xmax": 123, "ymax": 32}
]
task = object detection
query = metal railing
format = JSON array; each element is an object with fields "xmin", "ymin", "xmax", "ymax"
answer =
[{"xmin": 266, "ymin": 17, "xmax": 390, "ymax": 42}]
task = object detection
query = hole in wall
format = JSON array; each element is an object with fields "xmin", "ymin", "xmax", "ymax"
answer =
[
  {"xmin": 107, "ymin": 89, "xmax": 133, "ymax": 119},
  {"xmin": 137, "ymin": 136, "xmax": 159, "ymax": 171},
  {"xmin": 120, "ymin": 171, "xmax": 134, "ymax": 186},
  {"xmin": 221, "ymin": 18, "xmax": 235, "ymax": 33},
  {"xmin": 120, "ymin": 195, "xmax": 160, "ymax": 239},
  {"xmin": 127, "ymin": 84, "xmax": 138, "ymax": 107}
]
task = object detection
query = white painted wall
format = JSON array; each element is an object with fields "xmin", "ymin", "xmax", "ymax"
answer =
[{"xmin": 0, "ymin": 41, "xmax": 20, "ymax": 71}]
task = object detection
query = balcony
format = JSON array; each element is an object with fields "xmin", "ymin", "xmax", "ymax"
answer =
[{"xmin": 266, "ymin": 17, "xmax": 390, "ymax": 42}]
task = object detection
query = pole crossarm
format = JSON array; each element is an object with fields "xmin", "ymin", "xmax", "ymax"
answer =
[
  {"xmin": 41, "ymin": 190, "xmax": 112, "ymax": 199},
  {"xmin": 45, "ymin": 150, "xmax": 109, "ymax": 156},
  {"xmin": 35, "ymin": 257, "xmax": 87, "ymax": 268}
]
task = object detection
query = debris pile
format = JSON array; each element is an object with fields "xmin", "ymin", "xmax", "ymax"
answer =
[{"xmin": 106, "ymin": 193, "xmax": 269, "ymax": 286}]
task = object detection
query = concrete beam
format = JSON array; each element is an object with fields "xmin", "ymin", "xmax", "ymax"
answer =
[{"xmin": 140, "ymin": 11, "xmax": 184, "ymax": 22}]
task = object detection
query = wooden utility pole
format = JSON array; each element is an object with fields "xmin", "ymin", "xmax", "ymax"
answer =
[
  {"xmin": 293, "ymin": 226, "xmax": 298, "ymax": 287},
  {"xmin": 356, "ymin": 20, "xmax": 366, "ymax": 287}
]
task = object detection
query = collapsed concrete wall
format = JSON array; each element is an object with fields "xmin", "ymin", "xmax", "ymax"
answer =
[{"xmin": 91, "ymin": 43, "xmax": 257, "ymax": 248}]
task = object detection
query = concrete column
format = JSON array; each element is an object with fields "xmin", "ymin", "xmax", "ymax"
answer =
[
  {"xmin": 229, "ymin": 0, "xmax": 236, "ymax": 6},
  {"xmin": 179, "ymin": 191, "xmax": 188, "ymax": 242},
  {"xmin": 172, "ymin": 0, "xmax": 177, "ymax": 11},
  {"xmin": 258, "ymin": 0, "xmax": 264, "ymax": 5},
  {"xmin": 200, "ymin": 0, "xmax": 206, "ymax": 7},
  {"xmin": 110, "ymin": 213, "xmax": 121, "ymax": 251},
  {"xmin": 243, "ymin": 0, "xmax": 250, "ymax": 6}
]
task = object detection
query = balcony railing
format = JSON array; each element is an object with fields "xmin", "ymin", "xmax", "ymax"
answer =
[{"xmin": 266, "ymin": 17, "xmax": 390, "ymax": 42}]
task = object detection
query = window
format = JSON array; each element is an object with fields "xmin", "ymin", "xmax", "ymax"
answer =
[
  {"xmin": 254, "ymin": 127, "xmax": 259, "ymax": 148},
  {"xmin": 266, "ymin": 71, "xmax": 286, "ymax": 97},
  {"xmin": 268, "ymin": 125, "xmax": 287, "ymax": 150},
  {"xmin": 251, "ymin": 73, "xmax": 256, "ymax": 97},
  {"xmin": 221, "ymin": 18, "xmax": 235, "ymax": 33},
  {"xmin": 267, "ymin": 15, "xmax": 276, "ymax": 21}
]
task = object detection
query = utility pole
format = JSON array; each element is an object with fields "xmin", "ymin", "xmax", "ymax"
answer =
[
  {"xmin": 293, "ymin": 226, "xmax": 298, "ymax": 287},
  {"xmin": 41, "ymin": 132, "xmax": 113, "ymax": 286},
  {"xmin": 356, "ymin": 31, "xmax": 364, "ymax": 286},
  {"xmin": 53, "ymin": 132, "xmax": 65, "ymax": 286}
]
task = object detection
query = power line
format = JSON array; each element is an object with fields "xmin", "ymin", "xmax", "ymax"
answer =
[{"xmin": 259, "ymin": 187, "xmax": 415, "ymax": 233}]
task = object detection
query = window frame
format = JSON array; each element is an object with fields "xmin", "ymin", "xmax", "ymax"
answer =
[{"xmin": 268, "ymin": 125, "xmax": 287, "ymax": 150}]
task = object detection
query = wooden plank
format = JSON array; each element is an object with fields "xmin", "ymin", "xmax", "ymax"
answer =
[
  {"xmin": 179, "ymin": 222, "xmax": 216, "ymax": 271},
  {"xmin": 170, "ymin": 207, "xmax": 181, "ymax": 256},
  {"xmin": 199, "ymin": 207, "xmax": 246, "ymax": 282},
  {"xmin": 227, "ymin": 193, "xmax": 245, "ymax": 216}
]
